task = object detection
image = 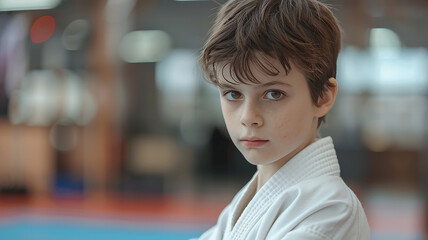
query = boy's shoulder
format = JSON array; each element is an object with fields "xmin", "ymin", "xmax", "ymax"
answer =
[
  {"xmin": 270, "ymin": 176, "xmax": 370, "ymax": 239},
  {"xmin": 290, "ymin": 175, "xmax": 356, "ymax": 205}
]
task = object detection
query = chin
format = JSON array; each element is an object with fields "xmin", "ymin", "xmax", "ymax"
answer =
[
  {"xmin": 243, "ymin": 154, "xmax": 277, "ymax": 166},
  {"xmin": 246, "ymin": 151, "xmax": 293, "ymax": 166},
  {"xmin": 245, "ymin": 159, "xmax": 263, "ymax": 166}
]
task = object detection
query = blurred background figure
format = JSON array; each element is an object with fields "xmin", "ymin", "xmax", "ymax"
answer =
[{"xmin": 0, "ymin": 0, "xmax": 427, "ymax": 239}]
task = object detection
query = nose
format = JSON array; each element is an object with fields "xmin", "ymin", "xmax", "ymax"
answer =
[{"xmin": 240, "ymin": 102, "xmax": 263, "ymax": 128}]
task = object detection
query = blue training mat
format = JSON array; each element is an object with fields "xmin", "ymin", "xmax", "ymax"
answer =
[{"xmin": 0, "ymin": 216, "xmax": 204, "ymax": 240}]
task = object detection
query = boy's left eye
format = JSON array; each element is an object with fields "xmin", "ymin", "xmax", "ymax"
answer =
[{"xmin": 265, "ymin": 90, "xmax": 285, "ymax": 100}]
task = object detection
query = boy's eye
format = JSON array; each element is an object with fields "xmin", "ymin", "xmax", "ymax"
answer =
[
  {"xmin": 224, "ymin": 91, "xmax": 242, "ymax": 100},
  {"xmin": 266, "ymin": 90, "xmax": 285, "ymax": 100}
]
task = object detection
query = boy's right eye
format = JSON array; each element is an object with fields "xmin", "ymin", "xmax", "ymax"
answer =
[{"xmin": 224, "ymin": 91, "xmax": 242, "ymax": 101}]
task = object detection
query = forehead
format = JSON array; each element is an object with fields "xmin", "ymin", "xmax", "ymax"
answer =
[{"xmin": 215, "ymin": 57, "xmax": 302, "ymax": 87}]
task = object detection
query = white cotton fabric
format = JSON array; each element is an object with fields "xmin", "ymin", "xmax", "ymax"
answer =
[{"xmin": 193, "ymin": 137, "xmax": 370, "ymax": 240}]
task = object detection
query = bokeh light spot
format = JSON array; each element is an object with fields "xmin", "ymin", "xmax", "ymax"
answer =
[{"xmin": 31, "ymin": 15, "xmax": 56, "ymax": 43}]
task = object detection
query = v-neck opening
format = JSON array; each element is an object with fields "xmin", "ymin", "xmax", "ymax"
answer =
[
  {"xmin": 228, "ymin": 137, "xmax": 341, "ymax": 239},
  {"xmin": 231, "ymin": 173, "xmax": 258, "ymax": 228}
]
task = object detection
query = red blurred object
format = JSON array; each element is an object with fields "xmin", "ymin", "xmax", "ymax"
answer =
[{"xmin": 30, "ymin": 15, "xmax": 56, "ymax": 43}]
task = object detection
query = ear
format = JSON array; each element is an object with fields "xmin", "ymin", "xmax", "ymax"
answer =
[{"xmin": 315, "ymin": 77, "xmax": 338, "ymax": 117}]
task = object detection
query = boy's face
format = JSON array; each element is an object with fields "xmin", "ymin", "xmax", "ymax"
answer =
[{"xmin": 217, "ymin": 59, "xmax": 325, "ymax": 169}]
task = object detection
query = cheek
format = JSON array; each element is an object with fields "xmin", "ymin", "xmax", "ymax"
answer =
[
  {"xmin": 221, "ymin": 103, "xmax": 239, "ymax": 132},
  {"xmin": 276, "ymin": 119, "xmax": 300, "ymax": 142},
  {"xmin": 274, "ymin": 105, "xmax": 313, "ymax": 139},
  {"xmin": 222, "ymin": 107, "xmax": 233, "ymax": 122},
  {"xmin": 220, "ymin": 101, "xmax": 231, "ymax": 120}
]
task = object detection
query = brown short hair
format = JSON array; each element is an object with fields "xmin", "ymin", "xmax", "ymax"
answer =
[{"xmin": 200, "ymin": 0, "xmax": 342, "ymax": 127}]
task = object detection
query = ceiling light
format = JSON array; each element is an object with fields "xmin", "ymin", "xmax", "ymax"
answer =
[{"xmin": 0, "ymin": 0, "xmax": 61, "ymax": 11}]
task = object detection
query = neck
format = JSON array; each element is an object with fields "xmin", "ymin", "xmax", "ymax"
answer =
[
  {"xmin": 255, "ymin": 166, "xmax": 276, "ymax": 192},
  {"xmin": 255, "ymin": 136, "xmax": 317, "ymax": 192}
]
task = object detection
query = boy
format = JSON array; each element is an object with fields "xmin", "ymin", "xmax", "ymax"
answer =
[{"xmin": 195, "ymin": 0, "xmax": 370, "ymax": 239}]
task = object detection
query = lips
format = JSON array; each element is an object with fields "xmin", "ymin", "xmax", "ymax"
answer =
[{"xmin": 240, "ymin": 137, "xmax": 269, "ymax": 148}]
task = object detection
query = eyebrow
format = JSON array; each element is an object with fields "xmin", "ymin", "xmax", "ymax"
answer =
[{"xmin": 218, "ymin": 80, "xmax": 292, "ymax": 89}]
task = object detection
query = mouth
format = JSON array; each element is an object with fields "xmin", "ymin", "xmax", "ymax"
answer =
[{"xmin": 240, "ymin": 138, "xmax": 269, "ymax": 148}]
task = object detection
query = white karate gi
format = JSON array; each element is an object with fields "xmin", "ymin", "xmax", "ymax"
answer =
[{"xmin": 194, "ymin": 137, "xmax": 370, "ymax": 240}]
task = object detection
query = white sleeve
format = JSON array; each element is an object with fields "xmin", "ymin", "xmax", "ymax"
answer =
[
  {"xmin": 280, "ymin": 227, "xmax": 332, "ymax": 240},
  {"xmin": 272, "ymin": 191, "xmax": 370, "ymax": 240}
]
